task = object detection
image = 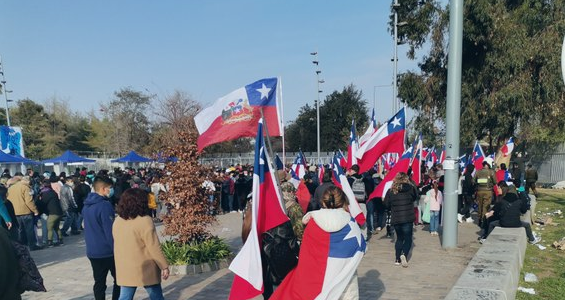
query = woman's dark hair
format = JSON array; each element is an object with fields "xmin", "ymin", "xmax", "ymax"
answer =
[
  {"xmin": 321, "ymin": 186, "xmax": 348, "ymax": 210},
  {"xmin": 116, "ymin": 188, "xmax": 151, "ymax": 220}
]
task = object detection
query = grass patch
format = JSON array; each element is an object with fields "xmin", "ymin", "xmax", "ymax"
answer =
[{"xmin": 517, "ymin": 189, "xmax": 565, "ymax": 300}]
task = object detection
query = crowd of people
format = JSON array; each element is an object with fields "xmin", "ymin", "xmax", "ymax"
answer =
[
  {"xmin": 0, "ymin": 154, "xmax": 542, "ymax": 300},
  {"xmin": 0, "ymin": 166, "xmax": 170, "ymax": 300},
  {"xmin": 220, "ymin": 155, "xmax": 541, "ymax": 299}
]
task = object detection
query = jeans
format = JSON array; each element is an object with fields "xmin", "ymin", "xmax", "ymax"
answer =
[
  {"xmin": 119, "ymin": 284, "xmax": 164, "ymax": 300},
  {"xmin": 366, "ymin": 201, "xmax": 375, "ymax": 232},
  {"xmin": 15, "ymin": 214, "xmax": 37, "ymax": 248},
  {"xmin": 374, "ymin": 199, "xmax": 386, "ymax": 229},
  {"xmin": 40, "ymin": 214, "xmax": 58, "ymax": 244},
  {"xmin": 429, "ymin": 211, "xmax": 440, "ymax": 233},
  {"xmin": 487, "ymin": 220, "xmax": 535, "ymax": 241},
  {"xmin": 89, "ymin": 256, "xmax": 120, "ymax": 300},
  {"xmin": 393, "ymin": 222, "xmax": 413, "ymax": 261},
  {"xmin": 61, "ymin": 211, "xmax": 79, "ymax": 234}
]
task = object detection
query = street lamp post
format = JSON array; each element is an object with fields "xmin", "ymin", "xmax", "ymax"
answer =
[
  {"xmin": 311, "ymin": 51, "xmax": 324, "ymax": 163},
  {"xmin": 392, "ymin": 0, "xmax": 408, "ymax": 114},
  {"xmin": 0, "ymin": 56, "xmax": 12, "ymax": 126}
]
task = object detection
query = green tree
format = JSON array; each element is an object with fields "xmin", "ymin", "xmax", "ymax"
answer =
[
  {"xmin": 10, "ymin": 99, "xmax": 51, "ymax": 159},
  {"xmin": 102, "ymin": 88, "xmax": 152, "ymax": 154},
  {"xmin": 392, "ymin": 0, "xmax": 565, "ymax": 156},
  {"xmin": 286, "ymin": 84, "xmax": 369, "ymax": 152}
]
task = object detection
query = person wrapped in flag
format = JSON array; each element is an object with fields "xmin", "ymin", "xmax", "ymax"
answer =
[{"xmin": 270, "ymin": 186, "xmax": 366, "ymax": 300}]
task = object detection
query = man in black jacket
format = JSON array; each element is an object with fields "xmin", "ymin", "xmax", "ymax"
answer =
[{"xmin": 483, "ymin": 182, "xmax": 540, "ymax": 244}]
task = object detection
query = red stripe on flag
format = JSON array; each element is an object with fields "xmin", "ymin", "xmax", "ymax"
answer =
[
  {"xmin": 229, "ymin": 275, "xmax": 263, "ymax": 300},
  {"xmin": 357, "ymin": 131, "xmax": 405, "ymax": 174}
]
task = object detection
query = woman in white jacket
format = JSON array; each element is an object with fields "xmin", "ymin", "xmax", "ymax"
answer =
[{"xmin": 270, "ymin": 186, "xmax": 366, "ymax": 300}]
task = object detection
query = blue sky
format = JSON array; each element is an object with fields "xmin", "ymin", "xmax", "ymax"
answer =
[{"xmin": 1, "ymin": 1, "xmax": 422, "ymax": 125}]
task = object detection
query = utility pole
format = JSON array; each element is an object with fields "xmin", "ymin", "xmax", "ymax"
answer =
[
  {"xmin": 0, "ymin": 56, "xmax": 12, "ymax": 126},
  {"xmin": 443, "ymin": 0, "xmax": 464, "ymax": 249},
  {"xmin": 311, "ymin": 51, "xmax": 324, "ymax": 163}
]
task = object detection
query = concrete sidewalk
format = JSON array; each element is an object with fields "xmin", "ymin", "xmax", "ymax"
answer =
[{"xmin": 23, "ymin": 212, "xmax": 480, "ymax": 300}]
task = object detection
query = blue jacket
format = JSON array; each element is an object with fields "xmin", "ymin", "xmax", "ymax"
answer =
[{"xmin": 82, "ymin": 192, "xmax": 115, "ymax": 258}]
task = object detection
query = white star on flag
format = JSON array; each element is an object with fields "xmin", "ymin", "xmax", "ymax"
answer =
[
  {"xmin": 343, "ymin": 220, "xmax": 362, "ymax": 247},
  {"xmin": 256, "ymin": 83, "xmax": 271, "ymax": 100},
  {"xmin": 390, "ymin": 117, "xmax": 402, "ymax": 128}
]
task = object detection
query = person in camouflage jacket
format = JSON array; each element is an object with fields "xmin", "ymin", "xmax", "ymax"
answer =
[{"xmin": 280, "ymin": 182, "xmax": 304, "ymax": 241}]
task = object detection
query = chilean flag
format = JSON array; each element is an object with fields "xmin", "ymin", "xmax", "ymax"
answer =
[
  {"xmin": 318, "ymin": 163, "xmax": 325, "ymax": 184},
  {"xmin": 500, "ymin": 137, "xmax": 514, "ymax": 157},
  {"xmin": 346, "ymin": 119, "xmax": 358, "ymax": 169},
  {"xmin": 410, "ymin": 134, "xmax": 423, "ymax": 185},
  {"xmin": 274, "ymin": 154, "xmax": 284, "ymax": 170},
  {"xmin": 472, "ymin": 141, "xmax": 486, "ymax": 171},
  {"xmin": 438, "ymin": 146, "xmax": 446, "ymax": 164},
  {"xmin": 355, "ymin": 108, "xmax": 406, "ymax": 174},
  {"xmin": 369, "ymin": 146, "xmax": 413, "ymax": 199},
  {"xmin": 291, "ymin": 151, "xmax": 307, "ymax": 182},
  {"xmin": 270, "ymin": 214, "xmax": 366, "ymax": 300},
  {"xmin": 336, "ymin": 149, "xmax": 347, "ymax": 170},
  {"xmin": 459, "ymin": 154, "xmax": 469, "ymax": 172},
  {"xmin": 425, "ymin": 146, "xmax": 436, "ymax": 169},
  {"xmin": 194, "ymin": 78, "xmax": 281, "ymax": 151},
  {"xmin": 331, "ymin": 155, "xmax": 366, "ymax": 226},
  {"xmin": 289, "ymin": 168, "xmax": 302, "ymax": 189},
  {"xmin": 228, "ymin": 119, "xmax": 289, "ymax": 300},
  {"xmin": 359, "ymin": 108, "xmax": 377, "ymax": 147}
]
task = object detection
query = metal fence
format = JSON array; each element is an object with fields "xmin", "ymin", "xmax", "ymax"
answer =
[
  {"xmin": 534, "ymin": 143, "xmax": 565, "ymax": 184},
  {"xmin": 199, "ymin": 151, "xmax": 337, "ymax": 168}
]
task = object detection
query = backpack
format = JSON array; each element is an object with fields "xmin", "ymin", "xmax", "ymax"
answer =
[
  {"xmin": 262, "ymin": 220, "xmax": 300, "ymax": 285},
  {"xmin": 351, "ymin": 177, "xmax": 366, "ymax": 203}
]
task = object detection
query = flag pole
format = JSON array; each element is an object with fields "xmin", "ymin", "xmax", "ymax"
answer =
[
  {"xmin": 260, "ymin": 108, "xmax": 287, "ymax": 214},
  {"xmin": 278, "ymin": 76, "xmax": 286, "ymax": 165}
]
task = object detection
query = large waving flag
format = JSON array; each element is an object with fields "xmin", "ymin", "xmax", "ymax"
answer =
[
  {"xmin": 369, "ymin": 146, "xmax": 413, "ymax": 199},
  {"xmin": 331, "ymin": 155, "xmax": 366, "ymax": 226},
  {"xmin": 346, "ymin": 119, "xmax": 358, "ymax": 169},
  {"xmin": 228, "ymin": 119, "xmax": 289, "ymax": 300},
  {"xmin": 194, "ymin": 78, "xmax": 282, "ymax": 151},
  {"xmin": 355, "ymin": 108, "xmax": 406, "ymax": 174},
  {"xmin": 359, "ymin": 108, "xmax": 377, "ymax": 146},
  {"xmin": 269, "ymin": 215, "xmax": 366, "ymax": 300},
  {"xmin": 500, "ymin": 137, "xmax": 514, "ymax": 157},
  {"xmin": 471, "ymin": 141, "xmax": 486, "ymax": 171}
]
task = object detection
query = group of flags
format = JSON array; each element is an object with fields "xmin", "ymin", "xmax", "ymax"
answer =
[{"xmin": 194, "ymin": 78, "xmax": 517, "ymax": 300}]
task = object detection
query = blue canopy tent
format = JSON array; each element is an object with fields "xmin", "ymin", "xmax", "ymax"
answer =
[
  {"xmin": 111, "ymin": 151, "xmax": 153, "ymax": 163},
  {"xmin": 42, "ymin": 150, "xmax": 96, "ymax": 165},
  {"xmin": 0, "ymin": 152, "xmax": 41, "ymax": 175},
  {"xmin": 12, "ymin": 154, "xmax": 41, "ymax": 165},
  {"xmin": 42, "ymin": 150, "xmax": 96, "ymax": 174}
]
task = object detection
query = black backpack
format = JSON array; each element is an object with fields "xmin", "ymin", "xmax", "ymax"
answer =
[{"xmin": 262, "ymin": 220, "xmax": 300, "ymax": 285}]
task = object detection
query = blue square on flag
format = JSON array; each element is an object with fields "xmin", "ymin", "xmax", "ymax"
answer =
[
  {"xmin": 246, "ymin": 78, "xmax": 277, "ymax": 106},
  {"xmin": 387, "ymin": 109, "xmax": 405, "ymax": 134}
]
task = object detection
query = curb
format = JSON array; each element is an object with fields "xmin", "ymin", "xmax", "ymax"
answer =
[{"xmin": 169, "ymin": 257, "xmax": 233, "ymax": 276}]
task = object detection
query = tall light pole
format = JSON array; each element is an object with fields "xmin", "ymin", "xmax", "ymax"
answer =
[
  {"xmin": 392, "ymin": 0, "xmax": 408, "ymax": 114},
  {"xmin": 311, "ymin": 51, "xmax": 323, "ymax": 163},
  {"xmin": 0, "ymin": 56, "xmax": 12, "ymax": 126}
]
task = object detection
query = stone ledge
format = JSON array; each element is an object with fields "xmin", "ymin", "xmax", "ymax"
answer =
[
  {"xmin": 445, "ymin": 227, "xmax": 527, "ymax": 300},
  {"xmin": 169, "ymin": 257, "xmax": 233, "ymax": 276}
]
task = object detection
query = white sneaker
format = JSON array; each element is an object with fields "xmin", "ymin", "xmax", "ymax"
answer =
[
  {"xmin": 466, "ymin": 217, "xmax": 474, "ymax": 223},
  {"xmin": 529, "ymin": 237, "xmax": 542, "ymax": 244},
  {"xmin": 457, "ymin": 214, "xmax": 463, "ymax": 223},
  {"xmin": 400, "ymin": 254, "xmax": 408, "ymax": 268}
]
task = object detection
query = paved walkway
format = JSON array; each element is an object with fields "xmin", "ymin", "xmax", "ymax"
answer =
[{"xmin": 22, "ymin": 212, "xmax": 480, "ymax": 300}]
